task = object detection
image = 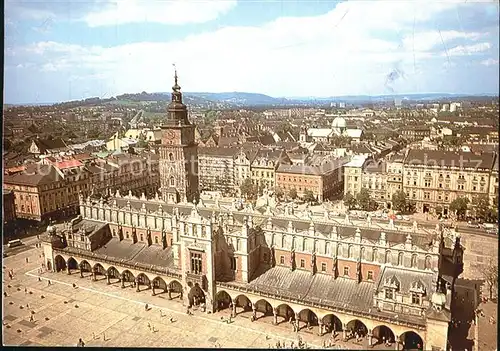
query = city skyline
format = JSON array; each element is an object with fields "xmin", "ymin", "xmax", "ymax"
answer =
[{"xmin": 4, "ymin": 0, "xmax": 500, "ymax": 104}]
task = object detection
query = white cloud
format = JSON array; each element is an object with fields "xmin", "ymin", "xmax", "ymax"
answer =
[
  {"xmin": 11, "ymin": 0, "xmax": 500, "ymax": 97},
  {"xmin": 403, "ymin": 30, "xmax": 486, "ymax": 52},
  {"xmin": 82, "ymin": 0, "xmax": 237, "ymax": 27},
  {"xmin": 480, "ymin": 58, "xmax": 499, "ymax": 66},
  {"xmin": 445, "ymin": 42, "xmax": 492, "ymax": 56}
]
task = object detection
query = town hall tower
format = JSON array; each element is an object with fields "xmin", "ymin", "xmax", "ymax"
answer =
[{"xmin": 159, "ymin": 68, "xmax": 199, "ymax": 203}]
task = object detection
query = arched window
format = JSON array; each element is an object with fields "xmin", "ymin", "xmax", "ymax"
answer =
[
  {"xmin": 236, "ymin": 239, "xmax": 240, "ymax": 251},
  {"xmin": 325, "ymin": 242, "xmax": 330, "ymax": 255},
  {"xmin": 154, "ymin": 237, "xmax": 158, "ymax": 244},
  {"xmin": 302, "ymin": 238, "xmax": 307, "ymax": 252},
  {"xmin": 126, "ymin": 232, "xmax": 130, "ymax": 239},
  {"xmin": 385, "ymin": 250, "xmax": 391, "ymax": 264},
  {"xmin": 425, "ymin": 256, "xmax": 432, "ymax": 270},
  {"xmin": 398, "ymin": 252, "xmax": 404, "ymax": 266},
  {"xmin": 347, "ymin": 245, "xmax": 352, "ymax": 258},
  {"xmin": 281, "ymin": 235, "xmax": 285, "ymax": 248},
  {"xmin": 360, "ymin": 247, "xmax": 365, "ymax": 261},
  {"xmin": 372, "ymin": 248, "xmax": 378, "ymax": 262},
  {"xmin": 411, "ymin": 254, "xmax": 417, "ymax": 268},
  {"xmin": 140, "ymin": 234, "xmax": 144, "ymax": 241},
  {"xmin": 169, "ymin": 176, "xmax": 175, "ymax": 187},
  {"xmin": 168, "ymin": 153, "xmax": 174, "ymax": 161}
]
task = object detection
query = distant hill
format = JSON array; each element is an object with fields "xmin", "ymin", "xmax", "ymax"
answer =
[{"xmin": 7, "ymin": 92, "xmax": 498, "ymax": 108}]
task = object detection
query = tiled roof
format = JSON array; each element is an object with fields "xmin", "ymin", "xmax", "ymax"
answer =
[
  {"xmin": 404, "ymin": 150, "xmax": 496, "ymax": 170},
  {"xmin": 3, "ymin": 164, "xmax": 61, "ymax": 186},
  {"xmin": 54, "ymin": 159, "xmax": 83, "ymax": 169},
  {"xmin": 199, "ymin": 147, "xmax": 238, "ymax": 158}
]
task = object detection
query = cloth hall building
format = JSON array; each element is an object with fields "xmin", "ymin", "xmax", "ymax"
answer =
[{"xmin": 41, "ymin": 73, "xmax": 463, "ymax": 351}]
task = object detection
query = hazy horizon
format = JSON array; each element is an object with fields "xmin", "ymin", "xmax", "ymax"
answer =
[{"xmin": 5, "ymin": 0, "xmax": 500, "ymax": 105}]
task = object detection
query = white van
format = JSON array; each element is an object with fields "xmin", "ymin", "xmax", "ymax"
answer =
[{"xmin": 7, "ymin": 239, "xmax": 23, "ymax": 248}]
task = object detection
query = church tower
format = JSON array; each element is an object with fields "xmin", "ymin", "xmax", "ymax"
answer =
[{"xmin": 159, "ymin": 68, "xmax": 199, "ymax": 203}]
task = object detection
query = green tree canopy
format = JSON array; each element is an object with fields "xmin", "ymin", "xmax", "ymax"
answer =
[
  {"xmin": 240, "ymin": 178, "xmax": 256, "ymax": 199},
  {"xmin": 303, "ymin": 189, "xmax": 316, "ymax": 203},
  {"xmin": 356, "ymin": 188, "xmax": 372, "ymax": 211},
  {"xmin": 343, "ymin": 192, "xmax": 356, "ymax": 210},
  {"xmin": 450, "ymin": 197, "xmax": 470, "ymax": 220},
  {"xmin": 391, "ymin": 191, "xmax": 407, "ymax": 213},
  {"xmin": 288, "ymin": 188, "xmax": 298, "ymax": 200}
]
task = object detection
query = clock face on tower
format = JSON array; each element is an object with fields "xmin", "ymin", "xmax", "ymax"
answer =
[{"xmin": 166, "ymin": 130, "xmax": 175, "ymax": 139}]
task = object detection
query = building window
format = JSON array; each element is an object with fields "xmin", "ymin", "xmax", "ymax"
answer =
[
  {"xmin": 398, "ymin": 252, "xmax": 404, "ymax": 266},
  {"xmin": 126, "ymin": 232, "xmax": 130, "ymax": 239},
  {"xmin": 280, "ymin": 256, "xmax": 285, "ymax": 265},
  {"xmin": 343, "ymin": 266, "xmax": 349, "ymax": 276},
  {"xmin": 190, "ymin": 252, "xmax": 202, "ymax": 274},
  {"xmin": 230, "ymin": 257, "xmax": 236, "ymax": 271},
  {"xmin": 155, "ymin": 237, "xmax": 158, "ymax": 244},
  {"xmin": 321, "ymin": 263, "xmax": 327, "ymax": 272},
  {"xmin": 140, "ymin": 234, "xmax": 144, "ymax": 241},
  {"xmin": 367, "ymin": 271, "xmax": 373, "ymax": 280},
  {"xmin": 169, "ymin": 176, "xmax": 175, "ymax": 187},
  {"xmin": 347, "ymin": 245, "xmax": 352, "ymax": 258},
  {"xmin": 385, "ymin": 250, "xmax": 391, "ymax": 264},
  {"xmin": 412, "ymin": 293, "xmax": 421, "ymax": 305},
  {"xmin": 425, "ymin": 256, "xmax": 432, "ymax": 270},
  {"xmin": 168, "ymin": 153, "xmax": 174, "ymax": 161},
  {"xmin": 300, "ymin": 259, "xmax": 305, "ymax": 268},
  {"xmin": 385, "ymin": 289, "xmax": 394, "ymax": 300},
  {"xmin": 360, "ymin": 247, "xmax": 365, "ymax": 261},
  {"xmin": 372, "ymin": 249, "xmax": 378, "ymax": 262},
  {"xmin": 411, "ymin": 254, "xmax": 417, "ymax": 268}
]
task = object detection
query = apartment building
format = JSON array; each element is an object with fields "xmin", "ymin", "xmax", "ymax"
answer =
[
  {"xmin": 344, "ymin": 150, "xmax": 497, "ymax": 214},
  {"xmin": 198, "ymin": 147, "xmax": 238, "ymax": 193},
  {"xmin": 403, "ymin": 150, "xmax": 497, "ymax": 215},
  {"xmin": 3, "ymin": 153, "xmax": 160, "ymax": 222},
  {"xmin": 251, "ymin": 149, "xmax": 291, "ymax": 189},
  {"xmin": 276, "ymin": 156, "xmax": 346, "ymax": 201}
]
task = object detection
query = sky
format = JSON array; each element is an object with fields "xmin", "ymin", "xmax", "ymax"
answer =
[{"xmin": 4, "ymin": 0, "xmax": 500, "ymax": 104}]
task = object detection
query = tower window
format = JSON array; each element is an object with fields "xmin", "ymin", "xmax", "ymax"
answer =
[
  {"xmin": 300, "ymin": 259, "xmax": 305, "ymax": 268},
  {"xmin": 343, "ymin": 267, "xmax": 349, "ymax": 276},
  {"xmin": 321, "ymin": 263, "xmax": 327, "ymax": 272},
  {"xmin": 230, "ymin": 257, "xmax": 237, "ymax": 270},
  {"xmin": 190, "ymin": 252, "xmax": 202, "ymax": 274},
  {"xmin": 169, "ymin": 176, "xmax": 175, "ymax": 187},
  {"xmin": 168, "ymin": 153, "xmax": 174, "ymax": 161},
  {"xmin": 280, "ymin": 256, "xmax": 285, "ymax": 265}
]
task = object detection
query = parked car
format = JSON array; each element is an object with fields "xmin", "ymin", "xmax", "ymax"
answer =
[
  {"xmin": 396, "ymin": 214, "xmax": 403, "ymax": 220},
  {"xmin": 402, "ymin": 215, "xmax": 410, "ymax": 221},
  {"xmin": 467, "ymin": 221, "xmax": 481, "ymax": 228}
]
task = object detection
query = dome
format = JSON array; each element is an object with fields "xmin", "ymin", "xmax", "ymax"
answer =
[
  {"xmin": 332, "ymin": 117, "xmax": 347, "ymax": 129},
  {"xmin": 431, "ymin": 291, "xmax": 447, "ymax": 308},
  {"xmin": 47, "ymin": 224, "xmax": 56, "ymax": 235}
]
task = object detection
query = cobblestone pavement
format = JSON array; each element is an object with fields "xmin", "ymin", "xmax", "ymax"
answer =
[{"xmin": 3, "ymin": 245, "xmax": 393, "ymax": 349}]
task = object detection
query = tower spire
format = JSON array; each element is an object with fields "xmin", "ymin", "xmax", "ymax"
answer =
[{"xmin": 172, "ymin": 63, "xmax": 180, "ymax": 92}]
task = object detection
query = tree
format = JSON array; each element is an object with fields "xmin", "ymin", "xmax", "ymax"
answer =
[
  {"xmin": 343, "ymin": 192, "xmax": 357, "ymax": 210},
  {"xmin": 356, "ymin": 188, "xmax": 372, "ymax": 211},
  {"xmin": 240, "ymin": 178, "xmax": 256, "ymax": 199},
  {"xmin": 450, "ymin": 197, "xmax": 470, "ymax": 220},
  {"xmin": 303, "ymin": 189, "xmax": 316, "ymax": 203},
  {"xmin": 471, "ymin": 194, "xmax": 497, "ymax": 222},
  {"xmin": 484, "ymin": 259, "xmax": 498, "ymax": 300},
  {"xmin": 274, "ymin": 187, "xmax": 284, "ymax": 199},
  {"xmin": 288, "ymin": 188, "xmax": 298, "ymax": 200},
  {"xmin": 391, "ymin": 191, "xmax": 407, "ymax": 213}
]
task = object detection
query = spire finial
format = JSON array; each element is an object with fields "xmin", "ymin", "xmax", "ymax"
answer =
[{"xmin": 172, "ymin": 63, "xmax": 180, "ymax": 92}]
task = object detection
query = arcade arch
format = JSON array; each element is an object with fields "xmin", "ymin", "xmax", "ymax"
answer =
[
  {"xmin": 400, "ymin": 331, "xmax": 424, "ymax": 350},
  {"xmin": 54, "ymin": 255, "xmax": 66, "ymax": 272}
]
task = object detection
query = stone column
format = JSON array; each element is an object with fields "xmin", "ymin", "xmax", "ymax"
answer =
[
  {"xmin": 167, "ymin": 287, "xmax": 172, "ymax": 300},
  {"xmin": 92, "ymin": 270, "xmax": 97, "ymax": 281},
  {"xmin": 295, "ymin": 313, "xmax": 300, "ymax": 331},
  {"xmin": 342, "ymin": 323, "xmax": 347, "ymax": 341},
  {"xmin": 80, "ymin": 267, "xmax": 83, "ymax": 278},
  {"xmin": 135, "ymin": 278, "xmax": 140, "ymax": 292},
  {"xmin": 367, "ymin": 330, "xmax": 373, "ymax": 348},
  {"xmin": 272, "ymin": 308, "xmax": 278, "ymax": 325},
  {"xmin": 252, "ymin": 304, "xmax": 257, "ymax": 320},
  {"xmin": 395, "ymin": 336, "xmax": 400, "ymax": 350},
  {"xmin": 121, "ymin": 276, "xmax": 125, "ymax": 288},
  {"xmin": 106, "ymin": 274, "xmax": 111, "ymax": 285},
  {"xmin": 67, "ymin": 266, "xmax": 71, "ymax": 275},
  {"xmin": 318, "ymin": 321, "xmax": 323, "ymax": 336},
  {"xmin": 232, "ymin": 303, "xmax": 237, "ymax": 318}
]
